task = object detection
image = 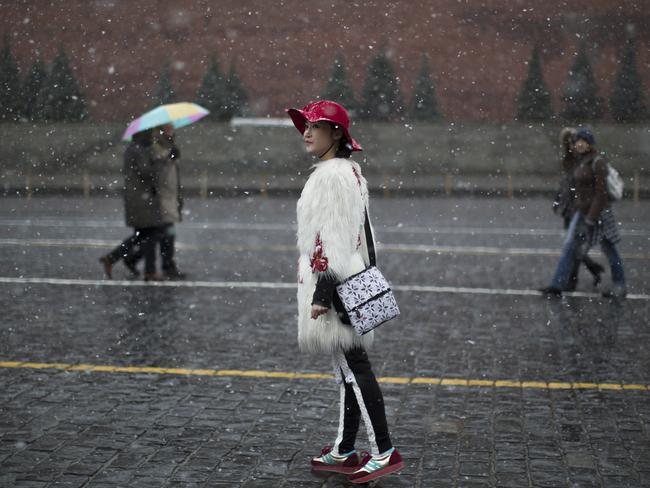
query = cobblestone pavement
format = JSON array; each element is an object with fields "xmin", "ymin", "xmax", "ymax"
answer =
[{"xmin": 0, "ymin": 196, "xmax": 649, "ymax": 488}]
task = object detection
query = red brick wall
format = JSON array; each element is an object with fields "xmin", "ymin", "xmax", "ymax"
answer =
[{"xmin": 2, "ymin": 0, "xmax": 649, "ymax": 122}]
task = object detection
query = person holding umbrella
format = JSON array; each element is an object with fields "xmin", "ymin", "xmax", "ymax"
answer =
[
  {"xmin": 100, "ymin": 103, "xmax": 208, "ymax": 280},
  {"xmin": 100, "ymin": 127, "xmax": 168, "ymax": 280},
  {"xmin": 150, "ymin": 123, "xmax": 185, "ymax": 279}
]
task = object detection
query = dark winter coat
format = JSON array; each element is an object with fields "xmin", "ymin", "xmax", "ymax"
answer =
[
  {"xmin": 573, "ymin": 149, "xmax": 609, "ymax": 223},
  {"xmin": 554, "ymin": 153, "xmax": 579, "ymax": 222},
  {"xmin": 123, "ymin": 141, "xmax": 180, "ymax": 229}
]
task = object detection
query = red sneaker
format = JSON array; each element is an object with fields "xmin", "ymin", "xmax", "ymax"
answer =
[
  {"xmin": 311, "ymin": 446, "xmax": 360, "ymax": 474},
  {"xmin": 348, "ymin": 448, "xmax": 403, "ymax": 484}
]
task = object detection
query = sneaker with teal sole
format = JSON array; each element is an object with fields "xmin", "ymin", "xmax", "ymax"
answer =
[
  {"xmin": 311, "ymin": 446, "xmax": 360, "ymax": 474},
  {"xmin": 348, "ymin": 448, "xmax": 403, "ymax": 484}
]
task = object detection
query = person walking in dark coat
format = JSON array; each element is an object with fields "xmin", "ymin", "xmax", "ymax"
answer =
[
  {"xmin": 552, "ymin": 127, "xmax": 604, "ymax": 290},
  {"xmin": 105, "ymin": 124, "xmax": 186, "ymax": 279},
  {"xmin": 541, "ymin": 128, "xmax": 626, "ymax": 298},
  {"xmin": 99, "ymin": 126, "xmax": 177, "ymax": 281}
]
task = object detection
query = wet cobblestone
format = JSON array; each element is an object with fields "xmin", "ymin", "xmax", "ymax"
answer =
[{"xmin": 0, "ymin": 197, "xmax": 648, "ymax": 487}]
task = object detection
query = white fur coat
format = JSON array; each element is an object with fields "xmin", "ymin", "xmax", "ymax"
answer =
[{"xmin": 296, "ymin": 158, "xmax": 374, "ymax": 354}]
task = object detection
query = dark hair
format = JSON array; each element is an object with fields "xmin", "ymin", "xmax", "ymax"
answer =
[
  {"xmin": 335, "ymin": 138, "xmax": 353, "ymax": 158},
  {"xmin": 327, "ymin": 122, "xmax": 353, "ymax": 158},
  {"xmin": 132, "ymin": 129, "xmax": 153, "ymax": 146}
]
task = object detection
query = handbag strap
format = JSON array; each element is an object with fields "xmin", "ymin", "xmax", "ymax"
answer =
[{"xmin": 363, "ymin": 208, "xmax": 377, "ymax": 267}]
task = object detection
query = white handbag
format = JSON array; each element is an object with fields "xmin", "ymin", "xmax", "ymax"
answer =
[{"xmin": 335, "ymin": 210, "xmax": 400, "ymax": 336}]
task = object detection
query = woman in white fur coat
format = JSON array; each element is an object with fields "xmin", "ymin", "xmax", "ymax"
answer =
[{"xmin": 286, "ymin": 100, "xmax": 402, "ymax": 484}]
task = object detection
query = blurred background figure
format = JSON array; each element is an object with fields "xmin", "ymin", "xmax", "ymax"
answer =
[
  {"xmin": 552, "ymin": 127, "xmax": 604, "ymax": 291},
  {"xmin": 541, "ymin": 128, "xmax": 626, "ymax": 299},
  {"xmin": 100, "ymin": 128, "xmax": 168, "ymax": 281},
  {"xmin": 150, "ymin": 123, "xmax": 185, "ymax": 280},
  {"xmin": 100, "ymin": 124, "xmax": 185, "ymax": 281}
]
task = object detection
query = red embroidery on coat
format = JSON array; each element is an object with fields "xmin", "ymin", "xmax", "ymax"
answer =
[
  {"xmin": 310, "ymin": 233, "xmax": 329, "ymax": 272},
  {"xmin": 351, "ymin": 166, "xmax": 362, "ymax": 188},
  {"xmin": 356, "ymin": 233, "xmax": 362, "ymax": 249}
]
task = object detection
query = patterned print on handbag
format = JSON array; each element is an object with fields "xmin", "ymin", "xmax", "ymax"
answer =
[{"xmin": 335, "ymin": 209, "xmax": 400, "ymax": 335}]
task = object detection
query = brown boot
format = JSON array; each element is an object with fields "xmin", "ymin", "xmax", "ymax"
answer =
[
  {"xmin": 99, "ymin": 256, "xmax": 113, "ymax": 279},
  {"xmin": 144, "ymin": 272, "xmax": 166, "ymax": 282}
]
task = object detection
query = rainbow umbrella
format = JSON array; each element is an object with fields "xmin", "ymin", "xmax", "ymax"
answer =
[{"xmin": 122, "ymin": 102, "xmax": 209, "ymax": 141}]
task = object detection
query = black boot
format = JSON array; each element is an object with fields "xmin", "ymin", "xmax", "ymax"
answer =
[
  {"xmin": 584, "ymin": 259, "xmax": 605, "ymax": 288},
  {"xmin": 539, "ymin": 286, "xmax": 563, "ymax": 297}
]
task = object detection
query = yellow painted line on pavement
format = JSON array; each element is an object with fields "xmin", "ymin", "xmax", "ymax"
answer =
[
  {"xmin": 378, "ymin": 376, "xmax": 411, "ymax": 384},
  {"xmin": 0, "ymin": 361, "xmax": 648, "ymax": 392},
  {"xmin": 410, "ymin": 377, "xmax": 442, "ymax": 385}
]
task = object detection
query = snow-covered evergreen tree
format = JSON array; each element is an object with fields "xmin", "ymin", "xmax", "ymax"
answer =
[
  {"xmin": 322, "ymin": 55, "xmax": 357, "ymax": 114},
  {"xmin": 610, "ymin": 36, "xmax": 647, "ymax": 122},
  {"xmin": 153, "ymin": 62, "xmax": 176, "ymax": 107},
  {"xmin": 360, "ymin": 49, "xmax": 404, "ymax": 121},
  {"xmin": 561, "ymin": 42, "xmax": 603, "ymax": 121},
  {"xmin": 410, "ymin": 53, "xmax": 442, "ymax": 121},
  {"xmin": 41, "ymin": 48, "xmax": 88, "ymax": 121},
  {"xmin": 224, "ymin": 59, "xmax": 248, "ymax": 119},
  {"xmin": 516, "ymin": 46, "xmax": 553, "ymax": 122},
  {"xmin": 22, "ymin": 59, "xmax": 47, "ymax": 121},
  {"xmin": 196, "ymin": 55, "xmax": 229, "ymax": 120},
  {"xmin": 0, "ymin": 37, "xmax": 23, "ymax": 121}
]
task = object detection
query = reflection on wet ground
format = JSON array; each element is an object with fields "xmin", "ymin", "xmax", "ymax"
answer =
[{"xmin": 0, "ymin": 196, "xmax": 648, "ymax": 487}]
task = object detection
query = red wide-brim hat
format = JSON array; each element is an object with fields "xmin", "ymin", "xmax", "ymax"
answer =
[{"xmin": 286, "ymin": 100, "xmax": 362, "ymax": 151}]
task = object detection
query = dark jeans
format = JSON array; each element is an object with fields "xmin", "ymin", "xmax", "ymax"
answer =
[
  {"xmin": 107, "ymin": 224, "xmax": 177, "ymax": 274},
  {"xmin": 563, "ymin": 216, "xmax": 603, "ymax": 290},
  {"xmin": 106, "ymin": 227, "xmax": 160, "ymax": 274},
  {"xmin": 337, "ymin": 348, "xmax": 392, "ymax": 455},
  {"xmin": 551, "ymin": 213, "xmax": 625, "ymax": 291}
]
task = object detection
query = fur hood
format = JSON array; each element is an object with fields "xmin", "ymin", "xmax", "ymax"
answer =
[
  {"xmin": 560, "ymin": 127, "xmax": 576, "ymax": 157},
  {"xmin": 296, "ymin": 158, "xmax": 374, "ymax": 354}
]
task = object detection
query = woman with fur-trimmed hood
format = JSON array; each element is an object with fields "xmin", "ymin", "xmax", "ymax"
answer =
[
  {"xmin": 552, "ymin": 127, "xmax": 604, "ymax": 290},
  {"xmin": 286, "ymin": 100, "xmax": 402, "ymax": 484},
  {"xmin": 541, "ymin": 127, "xmax": 626, "ymax": 298}
]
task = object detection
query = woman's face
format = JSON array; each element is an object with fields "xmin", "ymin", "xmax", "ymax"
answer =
[
  {"xmin": 573, "ymin": 139, "xmax": 590, "ymax": 154},
  {"xmin": 303, "ymin": 121, "xmax": 341, "ymax": 157}
]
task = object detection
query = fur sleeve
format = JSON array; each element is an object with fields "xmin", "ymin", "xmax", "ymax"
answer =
[{"xmin": 297, "ymin": 160, "xmax": 365, "ymax": 280}]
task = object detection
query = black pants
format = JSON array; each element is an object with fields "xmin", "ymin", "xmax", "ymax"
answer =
[
  {"xmin": 107, "ymin": 224, "xmax": 177, "ymax": 274},
  {"xmin": 336, "ymin": 348, "xmax": 392, "ymax": 455},
  {"xmin": 106, "ymin": 227, "xmax": 160, "ymax": 274},
  {"xmin": 158, "ymin": 224, "xmax": 177, "ymax": 273}
]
